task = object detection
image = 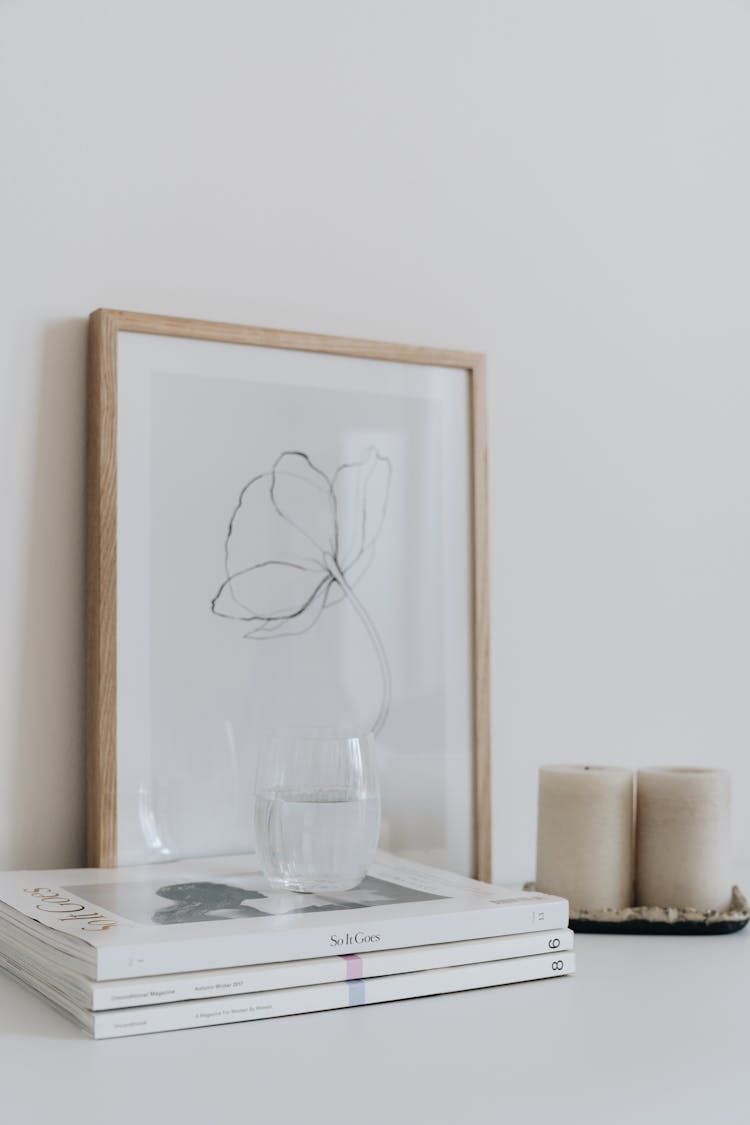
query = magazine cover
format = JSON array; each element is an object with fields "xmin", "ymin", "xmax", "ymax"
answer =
[{"xmin": 0, "ymin": 852, "xmax": 568, "ymax": 980}]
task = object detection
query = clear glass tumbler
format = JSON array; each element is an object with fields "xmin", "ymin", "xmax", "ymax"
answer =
[{"xmin": 254, "ymin": 730, "xmax": 381, "ymax": 893}]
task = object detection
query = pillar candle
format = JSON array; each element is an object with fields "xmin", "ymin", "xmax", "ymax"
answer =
[
  {"xmin": 536, "ymin": 765, "xmax": 634, "ymax": 910},
  {"xmin": 635, "ymin": 767, "xmax": 731, "ymax": 911}
]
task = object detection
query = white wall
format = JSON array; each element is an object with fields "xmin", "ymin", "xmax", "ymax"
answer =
[{"xmin": 2, "ymin": 0, "xmax": 749, "ymax": 880}]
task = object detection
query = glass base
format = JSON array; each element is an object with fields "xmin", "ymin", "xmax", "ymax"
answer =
[{"xmin": 265, "ymin": 873, "xmax": 366, "ymax": 894}]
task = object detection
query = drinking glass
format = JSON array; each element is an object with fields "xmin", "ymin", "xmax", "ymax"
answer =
[{"xmin": 254, "ymin": 729, "xmax": 381, "ymax": 893}]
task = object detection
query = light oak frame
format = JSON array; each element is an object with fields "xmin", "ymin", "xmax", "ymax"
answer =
[{"xmin": 87, "ymin": 310, "xmax": 491, "ymax": 879}]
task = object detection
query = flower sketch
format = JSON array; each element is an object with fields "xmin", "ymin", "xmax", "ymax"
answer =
[{"xmin": 211, "ymin": 448, "xmax": 392, "ymax": 735}]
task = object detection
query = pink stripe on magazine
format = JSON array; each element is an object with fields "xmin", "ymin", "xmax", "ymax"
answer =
[{"xmin": 341, "ymin": 954, "xmax": 364, "ymax": 980}]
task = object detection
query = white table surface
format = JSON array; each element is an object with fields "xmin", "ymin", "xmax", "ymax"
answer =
[{"xmin": 1, "ymin": 924, "xmax": 748, "ymax": 1125}]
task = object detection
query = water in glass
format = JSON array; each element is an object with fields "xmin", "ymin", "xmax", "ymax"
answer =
[{"xmin": 254, "ymin": 732, "xmax": 380, "ymax": 893}]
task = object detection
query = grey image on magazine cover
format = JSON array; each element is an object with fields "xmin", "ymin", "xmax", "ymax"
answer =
[{"xmin": 62, "ymin": 876, "xmax": 446, "ymax": 926}]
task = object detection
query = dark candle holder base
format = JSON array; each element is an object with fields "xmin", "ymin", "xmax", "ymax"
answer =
[{"xmin": 523, "ymin": 883, "xmax": 749, "ymax": 935}]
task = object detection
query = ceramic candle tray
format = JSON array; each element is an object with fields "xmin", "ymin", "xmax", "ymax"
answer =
[{"xmin": 523, "ymin": 883, "xmax": 750, "ymax": 935}]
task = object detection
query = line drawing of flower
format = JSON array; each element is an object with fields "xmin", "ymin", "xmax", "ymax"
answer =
[{"xmin": 211, "ymin": 447, "xmax": 392, "ymax": 736}]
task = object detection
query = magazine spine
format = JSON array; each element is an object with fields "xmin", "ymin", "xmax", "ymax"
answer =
[
  {"xmin": 89, "ymin": 927, "xmax": 574, "ymax": 1010},
  {"xmin": 91, "ymin": 952, "xmax": 575, "ymax": 1038},
  {"xmin": 95, "ymin": 899, "xmax": 569, "ymax": 980}
]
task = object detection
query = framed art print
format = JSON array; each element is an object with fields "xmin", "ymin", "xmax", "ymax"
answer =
[{"xmin": 87, "ymin": 311, "xmax": 490, "ymax": 879}]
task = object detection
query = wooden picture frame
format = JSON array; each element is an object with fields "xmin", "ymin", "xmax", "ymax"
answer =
[{"xmin": 87, "ymin": 310, "xmax": 491, "ymax": 879}]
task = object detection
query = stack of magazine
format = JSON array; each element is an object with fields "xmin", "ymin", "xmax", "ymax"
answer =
[{"xmin": 0, "ymin": 852, "xmax": 574, "ymax": 1038}]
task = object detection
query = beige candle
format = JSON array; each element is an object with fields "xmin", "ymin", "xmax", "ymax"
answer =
[
  {"xmin": 635, "ymin": 767, "xmax": 731, "ymax": 911},
  {"xmin": 536, "ymin": 765, "xmax": 634, "ymax": 910}
]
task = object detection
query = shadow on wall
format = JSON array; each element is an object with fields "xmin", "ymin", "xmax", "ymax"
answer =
[{"xmin": 11, "ymin": 318, "xmax": 88, "ymax": 869}]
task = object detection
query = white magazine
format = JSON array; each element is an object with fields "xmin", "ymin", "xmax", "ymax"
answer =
[
  {"xmin": 0, "ymin": 947, "xmax": 576, "ymax": 1039},
  {"xmin": 0, "ymin": 852, "xmax": 568, "ymax": 981},
  {"xmin": 0, "ymin": 920, "xmax": 573, "ymax": 1010}
]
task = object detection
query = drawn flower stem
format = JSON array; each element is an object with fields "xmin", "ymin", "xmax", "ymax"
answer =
[
  {"xmin": 213, "ymin": 448, "xmax": 393, "ymax": 736},
  {"xmin": 324, "ymin": 553, "xmax": 391, "ymax": 737}
]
